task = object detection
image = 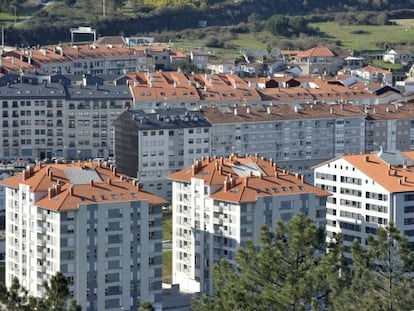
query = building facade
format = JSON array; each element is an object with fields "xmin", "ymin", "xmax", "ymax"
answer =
[
  {"xmin": 0, "ymin": 79, "xmax": 132, "ymax": 160},
  {"xmin": 113, "ymin": 108, "xmax": 211, "ymax": 199},
  {"xmin": 168, "ymin": 155, "xmax": 328, "ymax": 294},
  {"xmin": 204, "ymin": 103, "xmax": 366, "ymax": 182},
  {"xmin": 2, "ymin": 162, "xmax": 166, "ymax": 311},
  {"xmin": 314, "ymin": 150, "xmax": 414, "ymax": 260}
]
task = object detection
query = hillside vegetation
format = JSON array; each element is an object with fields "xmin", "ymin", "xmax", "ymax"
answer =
[{"xmin": 1, "ymin": 0, "xmax": 414, "ymax": 48}]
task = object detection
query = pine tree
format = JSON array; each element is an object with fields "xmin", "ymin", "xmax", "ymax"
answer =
[
  {"xmin": 2, "ymin": 277, "xmax": 31, "ymax": 311},
  {"xmin": 193, "ymin": 213, "xmax": 333, "ymax": 311},
  {"xmin": 332, "ymin": 224, "xmax": 414, "ymax": 311}
]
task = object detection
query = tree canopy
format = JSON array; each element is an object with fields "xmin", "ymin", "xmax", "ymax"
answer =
[
  {"xmin": 192, "ymin": 214, "xmax": 414, "ymax": 311},
  {"xmin": 0, "ymin": 272, "xmax": 81, "ymax": 311}
]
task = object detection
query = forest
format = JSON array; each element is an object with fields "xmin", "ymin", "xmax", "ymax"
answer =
[{"xmin": 1, "ymin": 0, "xmax": 414, "ymax": 46}]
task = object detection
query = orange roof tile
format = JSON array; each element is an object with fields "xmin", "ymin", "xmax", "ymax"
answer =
[
  {"xmin": 203, "ymin": 103, "xmax": 365, "ymax": 124},
  {"xmin": 366, "ymin": 103, "xmax": 414, "ymax": 120},
  {"xmin": 361, "ymin": 65, "xmax": 391, "ymax": 74},
  {"xmin": 296, "ymin": 46, "xmax": 335, "ymax": 58},
  {"xmin": 342, "ymin": 152, "xmax": 414, "ymax": 193},
  {"xmin": 1, "ymin": 162, "xmax": 167, "ymax": 211},
  {"xmin": 168, "ymin": 155, "xmax": 328, "ymax": 203}
]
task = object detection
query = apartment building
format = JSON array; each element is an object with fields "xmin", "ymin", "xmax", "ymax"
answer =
[
  {"xmin": 204, "ymin": 103, "xmax": 366, "ymax": 182},
  {"xmin": 365, "ymin": 103, "xmax": 414, "ymax": 153},
  {"xmin": 113, "ymin": 108, "xmax": 211, "ymax": 199},
  {"xmin": 0, "ymin": 79, "xmax": 132, "ymax": 160},
  {"xmin": 2, "ymin": 161, "xmax": 166, "ymax": 311},
  {"xmin": 126, "ymin": 72, "xmax": 377, "ymax": 110},
  {"xmin": 4, "ymin": 44, "xmax": 150, "ymax": 76},
  {"xmin": 168, "ymin": 155, "xmax": 328, "ymax": 294},
  {"xmin": 314, "ymin": 149, "xmax": 414, "ymax": 260}
]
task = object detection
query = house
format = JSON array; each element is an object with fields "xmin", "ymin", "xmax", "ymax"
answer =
[
  {"xmin": 351, "ymin": 65, "xmax": 393, "ymax": 85},
  {"xmin": 291, "ymin": 46, "xmax": 344, "ymax": 75},
  {"xmin": 190, "ymin": 50, "xmax": 210, "ymax": 70},
  {"xmin": 383, "ymin": 49, "xmax": 413, "ymax": 64},
  {"xmin": 206, "ymin": 61, "xmax": 239, "ymax": 75},
  {"xmin": 169, "ymin": 51, "xmax": 189, "ymax": 71}
]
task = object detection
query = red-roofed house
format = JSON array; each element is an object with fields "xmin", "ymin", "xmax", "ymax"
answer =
[
  {"xmin": 352, "ymin": 65, "xmax": 393, "ymax": 85},
  {"xmin": 292, "ymin": 46, "xmax": 344, "ymax": 75}
]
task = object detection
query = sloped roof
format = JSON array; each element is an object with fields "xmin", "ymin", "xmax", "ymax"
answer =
[
  {"xmin": 296, "ymin": 46, "xmax": 335, "ymax": 58},
  {"xmin": 339, "ymin": 151, "xmax": 414, "ymax": 193},
  {"xmin": 168, "ymin": 155, "xmax": 328, "ymax": 203},
  {"xmin": 1, "ymin": 162, "xmax": 167, "ymax": 211}
]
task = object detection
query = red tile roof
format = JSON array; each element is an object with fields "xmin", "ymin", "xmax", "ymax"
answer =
[
  {"xmin": 168, "ymin": 155, "xmax": 328, "ymax": 203},
  {"xmin": 341, "ymin": 151, "xmax": 414, "ymax": 193},
  {"xmin": 296, "ymin": 46, "xmax": 335, "ymax": 58},
  {"xmin": 1, "ymin": 162, "xmax": 167, "ymax": 211}
]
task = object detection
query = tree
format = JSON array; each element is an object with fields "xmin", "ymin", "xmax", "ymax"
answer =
[
  {"xmin": 192, "ymin": 213, "xmax": 335, "ymax": 311},
  {"xmin": 39, "ymin": 272, "xmax": 81, "ymax": 311},
  {"xmin": 332, "ymin": 224, "xmax": 414, "ymax": 311},
  {"xmin": 138, "ymin": 300, "xmax": 154, "ymax": 311},
  {"xmin": 266, "ymin": 15, "xmax": 289, "ymax": 36},
  {"xmin": 1, "ymin": 277, "xmax": 31, "ymax": 311}
]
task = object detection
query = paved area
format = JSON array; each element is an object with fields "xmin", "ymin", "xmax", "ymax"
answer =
[{"xmin": 163, "ymin": 284, "xmax": 198, "ymax": 311}]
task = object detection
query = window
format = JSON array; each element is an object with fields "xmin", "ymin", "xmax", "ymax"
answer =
[
  {"xmin": 404, "ymin": 194, "xmax": 414, "ymax": 201},
  {"xmin": 404, "ymin": 206, "xmax": 414, "ymax": 213}
]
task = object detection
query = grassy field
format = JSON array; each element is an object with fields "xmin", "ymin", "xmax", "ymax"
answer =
[
  {"xmin": 229, "ymin": 31, "xmax": 270, "ymax": 50},
  {"xmin": 310, "ymin": 21, "xmax": 414, "ymax": 50},
  {"xmin": 163, "ymin": 210, "xmax": 172, "ymax": 241},
  {"xmin": 163, "ymin": 250, "xmax": 172, "ymax": 284}
]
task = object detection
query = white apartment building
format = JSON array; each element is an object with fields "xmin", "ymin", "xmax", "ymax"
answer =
[
  {"xmin": 314, "ymin": 149, "xmax": 414, "ymax": 260},
  {"xmin": 113, "ymin": 108, "xmax": 211, "ymax": 200},
  {"xmin": 168, "ymin": 155, "xmax": 328, "ymax": 294},
  {"xmin": 2, "ymin": 162, "xmax": 167, "ymax": 311}
]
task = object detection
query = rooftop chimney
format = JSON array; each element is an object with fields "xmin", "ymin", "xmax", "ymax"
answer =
[
  {"xmin": 48, "ymin": 187, "xmax": 56, "ymax": 199},
  {"xmin": 90, "ymin": 179, "xmax": 94, "ymax": 187},
  {"xmin": 55, "ymin": 182, "xmax": 62, "ymax": 195},
  {"xmin": 23, "ymin": 170, "xmax": 28, "ymax": 181}
]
